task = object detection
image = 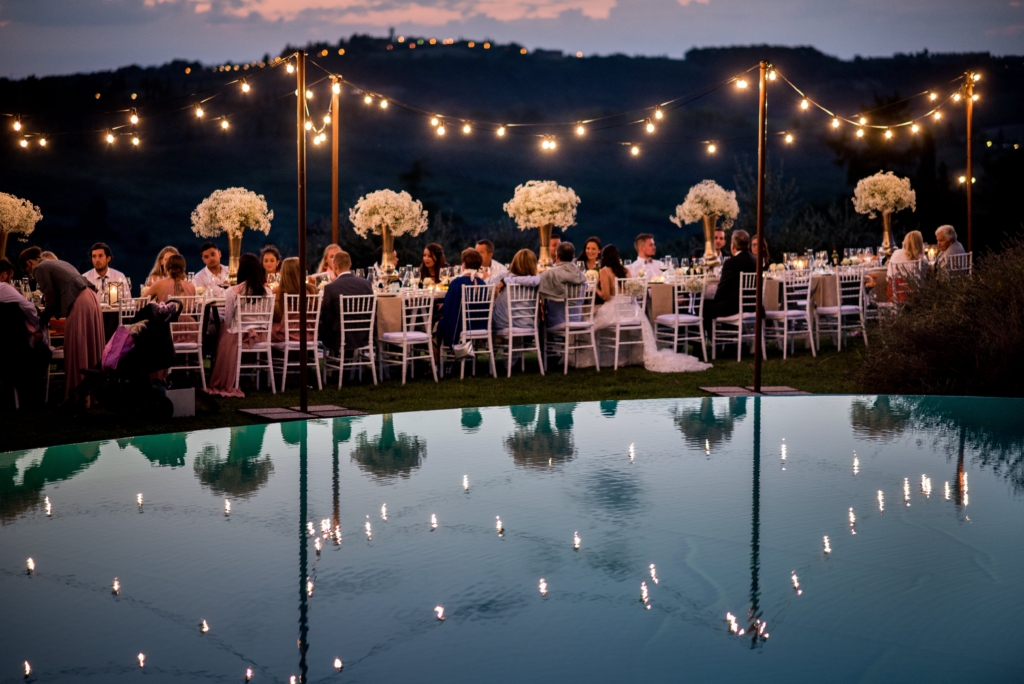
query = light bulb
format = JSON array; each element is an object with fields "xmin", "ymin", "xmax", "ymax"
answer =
[
  {"xmin": 972, "ymin": 73, "xmax": 981, "ymax": 82},
  {"xmin": 911, "ymin": 124, "xmax": 919, "ymax": 133},
  {"xmin": 304, "ymin": 120, "xmax": 313, "ymax": 130},
  {"xmin": 20, "ymin": 138, "xmax": 28, "ymax": 148},
  {"xmin": 884, "ymin": 129, "xmax": 893, "ymax": 139},
  {"xmin": 497, "ymin": 126, "xmax": 506, "ymax": 136},
  {"xmin": 130, "ymin": 109, "xmax": 139, "ymax": 124},
  {"xmin": 380, "ymin": 99, "xmax": 388, "ymax": 109},
  {"xmin": 430, "ymin": 116, "xmax": 439, "ymax": 127},
  {"xmin": 858, "ymin": 116, "xmax": 867, "ymax": 125},
  {"xmin": 332, "ymin": 82, "xmax": 341, "ymax": 95},
  {"xmin": 768, "ymin": 70, "xmax": 777, "ymax": 81},
  {"xmin": 929, "ymin": 92, "xmax": 938, "ymax": 101},
  {"xmin": 832, "ymin": 118, "xmax": 840, "ymax": 128},
  {"xmin": 462, "ymin": 123, "xmax": 471, "ymax": 134},
  {"xmin": 953, "ymin": 93, "xmax": 961, "ymax": 102},
  {"xmin": 39, "ymin": 137, "xmax": 47, "ymax": 147},
  {"xmin": 549, "ymin": 138, "xmax": 557, "ymax": 150},
  {"xmin": 324, "ymin": 114, "xmax": 331, "ymax": 124},
  {"xmin": 221, "ymin": 119, "xmax": 230, "ymax": 129},
  {"xmin": 436, "ymin": 124, "xmax": 445, "ymax": 135},
  {"xmin": 305, "ymin": 90, "xmax": 313, "ymax": 99},
  {"xmin": 576, "ymin": 124, "xmax": 585, "ymax": 135},
  {"xmin": 958, "ymin": 175, "xmax": 966, "ymax": 184},
  {"xmin": 286, "ymin": 62, "xmax": 295, "ymax": 73},
  {"xmin": 13, "ymin": 117, "xmax": 21, "ymax": 131},
  {"xmin": 645, "ymin": 118, "xmax": 655, "ymax": 133},
  {"xmin": 707, "ymin": 143, "xmax": 716, "ymax": 153},
  {"xmin": 736, "ymin": 79, "xmax": 748, "ymax": 89},
  {"xmin": 313, "ymin": 136, "xmax": 321, "ymax": 145},
  {"xmin": 800, "ymin": 99, "xmax": 809, "ymax": 110},
  {"xmin": 195, "ymin": 105, "xmax": 204, "ymax": 118},
  {"xmin": 784, "ymin": 133, "xmax": 794, "ymax": 144},
  {"xmin": 241, "ymin": 79, "xmax": 250, "ymax": 93},
  {"xmin": 934, "ymin": 111, "xmax": 942, "ymax": 120},
  {"xmin": 106, "ymin": 131, "xmax": 115, "ymax": 144},
  {"xmin": 971, "ymin": 94, "xmax": 979, "ymax": 101},
  {"xmin": 363, "ymin": 94, "xmax": 373, "ymax": 105},
  {"xmin": 631, "ymin": 145, "xmax": 640, "ymax": 156},
  {"xmin": 132, "ymin": 136, "xmax": 139, "ymax": 146},
  {"xmin": 654, "ymin": 106, "xmax": 663, "ymax": 120},
  {"xmin": 856, "ymin": 128, "xmax": 865, "ymax": 138}
]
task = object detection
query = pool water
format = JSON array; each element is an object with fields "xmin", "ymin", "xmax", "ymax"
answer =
[{"xmin": 2, "ymin": 396, "xmax": 1023, "ymax": 683}]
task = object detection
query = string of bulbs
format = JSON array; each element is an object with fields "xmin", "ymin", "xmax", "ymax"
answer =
[{"xmin": 3, "ymin": 51, "xmax": 982, "ymax": 158}]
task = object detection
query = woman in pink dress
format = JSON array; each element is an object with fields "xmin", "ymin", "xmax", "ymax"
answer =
[
  {"xmin": 206, "ymin": 253, "xmax": 267, "ymax": 398},
  {"xmin": 271, "ymin": 257, "xmax": 318, "ymax": 343}
]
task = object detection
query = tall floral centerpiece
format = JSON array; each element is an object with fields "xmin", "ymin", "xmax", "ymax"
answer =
[
  {"xmin": 503, "ymin": 180, "xmax": 580, "ymax": 270},
  {"xmin": 852, "ymin": 171, "xmax": 916, "ymax": 257},
  {"xmin": 0, "ymin": 192, "xmax": 43, "ymax": 260},
  {"xmin": 670, "ymin": 180, "xmax": 739, "ymax": 267},
  {"xmin": 191, "ymin": 187, "xmax": 273, "ymax": 283},
  {"xmin": 349, "ymin": 190, "xmax": 429, "ymax": 278}
]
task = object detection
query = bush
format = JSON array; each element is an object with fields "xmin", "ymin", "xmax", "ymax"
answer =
[{"xmin": 859, "ymin": 238, "xmax": 1024, "ymax": 396}]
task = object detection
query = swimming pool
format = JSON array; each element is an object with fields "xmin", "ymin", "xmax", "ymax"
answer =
[{"xmin": 2, "ymin": 396, "xmax": 1022, "ymax": 682}]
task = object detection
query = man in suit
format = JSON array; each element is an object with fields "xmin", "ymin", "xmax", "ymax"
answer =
[
  {"xmin": 319, "ymin": 250, "xmax": 374, "ymax": 357},
  {"xmin": 703, "ymin": 229, "xmax": 756, "ymax": 328}
]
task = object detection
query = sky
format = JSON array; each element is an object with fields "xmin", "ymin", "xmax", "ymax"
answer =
[{"xmin": 0, "ymin": 0, "xmax": 1021, "ymax": 78}]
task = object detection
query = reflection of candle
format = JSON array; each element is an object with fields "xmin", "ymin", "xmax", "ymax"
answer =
[
  {"xmin": 726, "ymin": 612, "xmax": 743, "ymax": 635},
  {"xmin": 649, "ymin": 564, "xmax": 659, "ymax": 584},
  {"xmin": 381, "ymin": 503, "xmax": 387, "ymax": 521},
  {"xmin": 138, "ymin": 653, "xmax": 145, "ymax": 668},
  {"xmin": 878, "ymin": 490, "xmax": 884, "ymax": 514},
  {"xmin": 853, "ymin": 456, "xmax": 859, "ymax": 475},
  {"xmin": 463, "ymin": 475, "xmax": 469, "ymax": 491},
  {"xmin": 539, "ymin": 578, "xmax": 548, "ymax": 596},
  {"xmin": 334, "ymin": 525, "xmax": 342, "ymax": 544},
  {"xmin": 45, "ymin": 496, "xmax": 52, "ymax": 516},
  {"xmin": 26, "ymin": 558, "xmax": 34, "ymax": 573},
  {"xmin": 629, "ymin": 443, "xmax": 635, "ymax": 463},
  {"xmin": 334, "ymin": 658, "xmax": 343, "ymax": 671},
  {"xmin": 224, "ymin": 499, "xmax": 231, "ymax": 515},
  {"xmin": 904, "ymin": 478, "xmax": 911, "ymax": 506},
  {"xmin": 24, "ymin": 662, "xmax": 31, "ymax": 677},
  {"xmin": 705, "ymin": 439, "xmax": 710, "ymax": 454},
  {"xmin": 431, "ymin": 514, "xmax": 438, "ymax": 530},
  {"xmin": 849, "ymin": 507, "xmax": 857, "ymax": 534},
  {"xmin": 137, "ymin": 493, "xmax": 143, "ymax": 507},
  {"xmin": 112, "ymin": 577, "xmax": 120, "ymax": 594},
  {"xmin": 944, "ymin": 482, "xmax": 951, "ymax": 500},
  {"xmin": 314, "ymin": 537, "xmax": 322, "ymax": 554},
  {"xmin": 823, "ymin": 536, "xmax": 831, "ymax": 554},
  {"xmin": 496, "ymin": 516, "xmax": 504, "ymax": 535},
  {"xmin": 435, "ymin": 605, "xmax": 445, "ymax": 621},
  {"xmin": 640, "ymin": 581, "xmax": 650, "ymax": 608},
  {"xmin": 573, "ymin": 531, "xmax": 581, "ymax": 550},
  {"xmin": 306, "ymin": 521, "xmax": 315, "ymax": 536},
  {"xmin": 321, "ymin": 518, "xmax": 331, "ymax": 535},
  {"xmin": 307, "ymin": 579, "xmax": 314, "ymax": 597},
  {"xmin": 963, "ymin": 473, "xmax": 969, "ymax": 506},
  {"xmin": 201, "ymin": 619, "xmax": 209, "ymax": 633},
  {"xmin": 246, "ymin": 667, "xmax": 253, "ymax": 681},
  {"xmin": 365, "ymin": 517, "xmax": 372, "ymax": 540},
  {"xmin": 921, "ymin": 475, "xmax": 932, "ymax": 498},
  {"xmin": 290, "ymin": 677, "xmax": 297, "ymax": 684},
  {"xmin": 791, "ymin": 571, "xmax": 802, "ymax": 595}
]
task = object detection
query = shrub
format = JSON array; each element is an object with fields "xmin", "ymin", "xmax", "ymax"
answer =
[{"xmin": 859, "ymin": 237, "xmax": 1024, "ymax": 395}]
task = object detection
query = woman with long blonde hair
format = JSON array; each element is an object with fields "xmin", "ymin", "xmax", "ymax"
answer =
[
  {"xmin": 887, "ymin": 230, "xmax": 925, "ymax": 276},
  {"xmin": 144, "ymin": 246, "xmax": 180, "ymax": 291},
  {"xmin": 272, "ymin": 256, "xmax": 318, "ymax": 342}
]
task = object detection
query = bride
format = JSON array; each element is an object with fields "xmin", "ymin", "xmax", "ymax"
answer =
[{"xmin": 582, "ymin": 245, "xmax": 710, "ymax": 373}]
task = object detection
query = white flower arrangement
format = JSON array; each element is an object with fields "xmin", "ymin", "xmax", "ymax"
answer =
[
  {"xmin": 191, "ymin": 187, "xmax": 273, "ymax": 238},
  {"xmin": 349, "ymin": 189, "xmax": 429, "ymax": 238},
  {"xmin": 769, "ymin": 263, "xmax": 785, "ymax": 272},
  {"xmin": 621, "ymin": 279, "xmax": 646, "ymax": 298},
  {"xmin": 503, "ymin": 180, "xmax": 580, "ymax": 230},
  {"xmin": 670, "ymin": 180, "xmax": 740, "ymax": 229},
  {"xmin": 852, "ymin": 171, "xmax": 916, "ymax": 218},
  {"xmin": 0, "ymin": 192, "xmax": 43, "ymax": 236}
]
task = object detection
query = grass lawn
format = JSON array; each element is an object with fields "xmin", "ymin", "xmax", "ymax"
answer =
[{"xmin": 1, "ymin": 346, "xmax": 866, "ymax": 452}]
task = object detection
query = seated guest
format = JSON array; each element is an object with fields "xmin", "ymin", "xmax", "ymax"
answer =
[
  {"xmin": 493, "ymin": 249, "xmax": 541, "ymax": 331},
  {"xmin": 419, "ymin": 243, "xmax": 446, "ymax": 283},
  {"xmin": 577, "ymin": 237, "xmax": 602, "ymax": 272},
  {"xmin": 437, "ymin": 248, "xmax": 486, "ymax": 350},
  {"xmin": 475, "ymin": 239, "xmax": 507, "ymax": 280},
  {"xmin": 715, "ymin": 228, "xmax": 731, "ymax": 259},
  {"xmin": 0, "ymin": 258, "xmax": 50, "ymax": 407},
  {"xmin": 271, "ymin": 257, "xmax": 318, "ymax": 342},
  {"xmin": 539, "ymin": 242, "xmax": 587, "ymax": 329},
  {"xmin": 0, "ymin": 258, "xmax": 42, "ymax": 335},
  {"xmin": 40, "ymin": 251, "xmax": 58, "ymax": 261},
  {"xmin": 207, "ymin": 254, "xmax": 266, "ymax": 398},
  {"xmin": 261, "ymin": 245, "xmax": 282, "ymax": 278},
  {"xmin": 703, "ymin": 230, "xmax": 756, "ymax": 327},
  {"xmin": 751, "ymin": 235, "xmax": 771, "ymax": 268},
  {"xmin": 20, "ymin": 247, "xmax": 105, "ymax": 403},
  {"xmin": 144, "ymin": 246, "xmax": 180, "ymax": 291},
  {"xmin": 146, "ymin": 254, "xmax": 195, "ymax": 302},
  {"xmin": 934, "ymin": 225, "xmax": 966, "ymax": 269},
  {"xmin": 596, "ymin": 245, "xmax": 628, "ymax": 304},
  {"xmin": 549, "ymin": 233, "xmax": 562, "ymax": 260},
  {"xmin": 887, "ymin": 230, "xmax": 926, "ymax": 278},
  {"xmin": 316, "ymin": 244, "xmax": 342, "ymax": 279},
  {"xmin": 320, "ymin": 250, "xmax": 374, "ymax": 355},
  {"xmin": 82, "ymin": 242, "xmax": 128, "ymax": 299},
  {"xmin": 627, "ymin": 233, "xmax": 665, "ymax": 279},
  {"xmin": 194, "ymin": 242, "xmax": 228, "ymax": 297}
]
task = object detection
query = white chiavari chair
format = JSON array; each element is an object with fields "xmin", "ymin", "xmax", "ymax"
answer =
[
  {"xmin": 765, "ymin": 272, "xmax": 816, "ymax": 359},
  {"xmin": 118, "ymin": 296, "xmax": 148, "ymax": 326},
  {"xmin": 235, "ymin": 295, "xmax": 276, "ymax": 393},
  {"xmin": 597, "ymin": 277, "xmax": 647, "ymax": 370},
  {"xmin": 544, "ymin": 282, "xmax": 600, "ymax": 375},
  {"xmin": 815, "ymin": 272, "xmax": 868, "ymax": 351},
  {"xmin": 655, "ymin": 277, "xmax": 707, "ymax": 362},
  {"xmin": 711, "ymin": 272, "xmax": 766, "ymax": 362},
  {"xmin": 378, "ymin": 292, "xmax": 438, "ymax": 385},
  {"xmin": 168, "ymin": 296, "xmax": 206, "ymax": 388},
  {"xmin": 441, "ymin": 283, "xmax": 497, "ymax": 379},
  {"xmin": 496, "ymin": 284, "xmax": 544, "ymax": 377},
  {"xmin": 323, "ymin": 294, "xmax": 378, "ymax": 388},
  {"xmin": 272, "ymin": 293, "xmax": 323, "ymax": 391}
]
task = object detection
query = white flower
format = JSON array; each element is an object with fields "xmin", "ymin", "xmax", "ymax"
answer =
[
  {"xmin": 503, "ymin": 180, "xmax": 580, "ymax": 230},
  {"xmin": 852, "ymin": 171, "xmax": 916, "ymax": 218},
  {"xmin": 621, "ymin": 279, "xmax": 645, "ymax": 298},
  {"xmin": 191, "ymin": 187, "xmax": 273, "ymax": 238},
  {"xmin": 0, "ymin": 192, "xmax": 43, "ymax": 236},
  {"xmin": 349, "ymin": 189, "xmax": 428, "ymax": 238},
  {"xmin": 670, "ymin": 180, "xmax": 739, "ymax": 230}
]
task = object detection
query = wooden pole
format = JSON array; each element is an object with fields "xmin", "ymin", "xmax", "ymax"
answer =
[
  {"xmin": 753, "ymin": 62, "xmax": 769, "ymax": 394},
  {"xmin": 965, "ymin": 73, "xmax": 974, "ymax": 253},
  {"xmin": 331, "ymin": 76, "xmax": 340, "ymax": 246},
  {"xmin": 297, "ymin": 52, "xmax": 309, "ymax": 412}
]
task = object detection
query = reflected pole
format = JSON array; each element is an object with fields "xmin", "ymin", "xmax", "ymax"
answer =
[
  {"xmin": 298, "ymin": 421, "xmax": 309, "ymax": 683},
  {"xmin": 753, "ymin": 61, "xmax": 770, "ymax": 393},
  {"xmin": 296, "ymin": 51, "xmax": 309, "ymax": 412},
  {"xmin": 748, "ymin": 396, "xmax": 762, "ymax": 645}
]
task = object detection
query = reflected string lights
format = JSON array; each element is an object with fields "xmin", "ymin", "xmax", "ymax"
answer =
[
  {"xmin": 112, "ymin": 577, "xmax": 120, "ymax": 595},
  {"xmin": 650, "ymin": 564, "xmax": 659, "ymax": 584},
  {"xmin": 26, "ymin": 557, "xmax": 34, "ymax": 573},
  {"xmin": 496, "ymin": 516, "xmax": 504, "ymax": 536},
  {"xmin": 629, "ymin": 443, "xmax": 635, "ymax": 463},
  {"xmin": 45, "ymin": 496, "xmax": 52, "ymax": 516},
  {"xmin": 381, "ymin": 503, "xmax": 388, "ymax": 521},
  {"xmin": 878, "ymin": 490, "xmax": 885, "ymax": 514},
  {"xmin": 539, "ymin": 578, "xmax": 548, "ymax": 596},
  {"xmin": 137, "ymin": 493, "xmax": 143, "ymax": 508},
  {"xmin": 904, "ymin": 478, "xmax": 911, "ymax": 506},
  {"xmin": 853, "ymin": 455, "xmax": 859, "ymax": 475},
  {"xmin": 849, "ymin": 508, "xmax": 857, "ymax": 534},
  {"xmin": 791, "ymin": 572, "xmax": 802, "ymax": 595},
  {"xmin": 573, "ymin": 531, "xmax": 581, "ymax": 550},
  {"xmin": 640, "ymin": 581, "xmax": 651, "ymax": 609},
  {"xmin": 921, "ymin": 475, "xmax": 933, "ymax": 498},
  {"xmin": 945, "ymin": 482, "xmax": 951, "ymax": 500},
  {"xmin": 431, "ymin": 514, "xmax": 438, "ymax": 530},
  {"xmin": 306, "ymin": 521, "xmax": 315, "ymax": 536},
  {"xmin": 365, "ymin": 517, "xmax": 372, "ymax": 540},
  {"xmin": 463, "ymin": 475, "xmax": 469, "ymax": 491},
  {"xmin": 224, "ymin": 499, "xmax": 231, "ymax": 515},
  {"xmin": 823, "ymin": 536, "xmax": 832, "ymax": 554}
]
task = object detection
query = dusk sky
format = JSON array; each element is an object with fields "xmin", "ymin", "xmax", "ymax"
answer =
[{"xmin": 0, "ymin": 0, "xmax": 1021, "ymax": 78}]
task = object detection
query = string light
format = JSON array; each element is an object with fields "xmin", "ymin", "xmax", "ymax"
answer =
[
  {"xmin": 631, "ymin": 144, "xmax": 640, "ymax": 156},
  {"xmin": 953, "ymin": 93, "xmax": 961, "ymax": 102},
  {"xmin": 305, "ymin": 90, "xmax": 313, "ymax": 100},
  {"xmin": 576, "ymin": 124, "xmax": 586, "ymax": 136},
  {"xmin": 129, "ymin": 108, "xmax": 139, "ymax": 124},
  {"xmin": 911, "ymin": 123, "xmax": 920, "ymax": 133},
  {"xmin": 645, "ymin": 118, "xmax": 655, "ymax": 133},
  {"xmin": 39, "ymin": 137, "xmax": 47, "ymax": 147},
  {"xmin": 768, "ymin": 69, "xmax": 777, "ymax": 81},
  {"xmin": 707, "ymin": 143, "xmax": 716, "ymax": 154},
  {"xmin": 884, "ymin": 128, "xmax": 893, "ymax": 139},
  {"xmin": 106, "ymin": 130, "xmax": 115, "ymax": 144},
  {"xmin": 132, "ymin": 135, "xmax": 139, "ymax": 146},
  {"xmin": 858, "ymin": 116, "xmax": 867, "ymax": 125},
  {"xmin": 800, "ymin": 99, "xmax": 809, "ymax": 110},
  {"xmin": 221, "ymin": 119, "xmax": 230, "ymax": 130},
  {"xmin": 364, "ymin": 94, "xmax": 373, "ymax": 105},
  {"xmin": 19, "ymin": 138, "xmax": 28, "ymax": 148},
  {"xmin": 971, "ymin": 94, "xmax": 979, "ymax": 102},
  {"xmin": 784, "ymin": 133, "xmax": 794, "ymax": 144},
  {"xmin": 286, "ymin": 62, "xmax": 295, "ymax": 74},
  {"xmin": 933, "ymin": 111, "xmax": 942, "ymax": 120},
  {"xmin": 241, "ymin": 79, "xmax": 250, "ymax": 93},
  {"xmin": 380, "ymin": 99, "xmax": 389, "ymax": 109},
  {"xmin": 430, "ymin": 116, "xmax": 439, "ymax": 127},
  {"xmin": 929, "ymin": 92, "xmax": 938, "ymax": 101},
  {"xmin": 736, "ymin": 79, "xmax": 748, "ymax": 89},
  {"xmin": 972, "ymin": 73, "xmax": 981, "ymax": 82},
  {"xmin": 496, "ymin": 126, "xmax": 506, "ymax": 136},
  {"xmin": 304, "ymin": 120, "xmax": 313, "ymax": 130},
  {"xmin": 323, "ymin": 114, "xmax": 331, "ymax": 124},
  {"xmin": 654, "ymin": 106, "xmax": 664, "ymax": 120},
  {"xmin": 13, "ymin": 116, "xmax": 22, "ymax": 131},
  {"xmin": 462, "ymin": 122, "xmax": 471, "ymax": 134},
  {"xmin": 195, "ymin": 104, "xmax": 204, "ymax": 118},
  {"xmin": 856, "ymin": 128, "xmax": 865, "ymax": 138},
  {"xmin": 832, "ymin": 118, "xmax": 840, "ymax": 128},
  {"xmin": 332, "ymin": 82, "xmax": 341, "ymax": 95},
  {"xmin": 436, "ymin": 123, "xmax": 446, "ymax": 135}
]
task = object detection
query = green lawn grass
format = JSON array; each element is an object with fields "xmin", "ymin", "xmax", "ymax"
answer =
[{"xmin": 2, "ymin": 346, "xmax": 865, "ymax": 452}]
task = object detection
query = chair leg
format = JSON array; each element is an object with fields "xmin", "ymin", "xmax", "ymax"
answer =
[
  {"xmin": 488, "ymin": 338, "xmax": 496, "ymax": 378},
  {"xmin": 592, "ymin": 331, "xmax": 600, "ymax": 372},
  {"xmin": 401, "ymin": 345, "xmax": 408, "ymax": 385},
  {"xmin": 370, "ymin": 347, "xmax": 379, "ymax": 386},
  {"xmin": 267, "ymin": 346, "xmax": 277, "ymax": 394},
  {"xmin": 428, "ymin": 342, "xmax": 438, "ymax": 383},
  {"xmin": 279, "ymin": 347, "xmax": 289, "ymax": 392},
  {"xmin": 699, "ymin": 324, "xmax": 708, "ymax": 363}
]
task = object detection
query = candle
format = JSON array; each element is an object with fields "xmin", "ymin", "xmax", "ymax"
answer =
[
  {"xmin": 314, "ymin": 538, "xmax": 322, "ymax": 555},
  {"xmin": 463, "ymin": 475, "xmax": 469, "ymax": 491},
  {"xmin": 791, "ymin": 571, "xmax": 802, "ymax": 595},
  {"xmin": 245, "ymin": 667, "xmax": 253, "ymax": 681},
  {"xmin": 108, "ymin": 282, "xmax": 119, "ymax": 305},
  {"xmin": 496, "ymin": 516, "xmax": 504, "ymax": 535},
  {"xmin": 137, "ymin": 493, "xmax": 143, "ymax": 507},
  {"xmin": 24, "ymin": 661, "xmax": 31, "ymax": 677},
  {"xmin": 26, "ymin": 558, "xmax": 34, "ymax": 573}
]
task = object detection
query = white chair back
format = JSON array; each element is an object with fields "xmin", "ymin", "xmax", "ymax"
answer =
[
  {"xmin": 890, "ymin": 261, "xmax": 923, "ymax": 302},
  {"xmin": 459, "ymin": 284, "xmax": 496, "ymax": 340},
  {"xmin": 401, "ymin": 292, "xmax": 435, "ymax": 335},
  {"xmin": 119, "ymin": 296, "xmax": 148, "ymax": 326},
  {"xmin": 505, "ymin": 284, "xmax": 540, "ymax": 331},
  {"xmin": 563, "ymin": 282, "xmax": 597, "ymax": 324},
  {"xmin": 282, "ymin": 293, "xmax": 322, "ymax": 341},
  {"xmin": 836, "ymin": 272, "xmax": 864, "ymax": 309},
  {"xmin": 340, "ymin": 294, "xmax": 377, "ymax": 349},
  {"xmin": 238, "ymin": 295, "xmax": 275, "ymax": 331},
  {"xmin": 781, "ymin": 273, "xmax": 812, "ymax": 312},
  {"xmin": 739, "ymin": 272, "xmax": 759, "ymax": 314},
  {"xmin": 944, "ymin": 252, "xmax": 972, "ymax": 276},
  {"xmin": 674, "ymin": 278, "xmax": 704, "ymax": 317}
]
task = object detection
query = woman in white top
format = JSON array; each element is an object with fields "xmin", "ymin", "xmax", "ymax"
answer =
[
  {"xmin": 207, "ymin": 253, "xmax": 267, "ymax": 397},
  {"xmin": 886, "ymin": 230, "xmax": 926, "ymax": 277}
]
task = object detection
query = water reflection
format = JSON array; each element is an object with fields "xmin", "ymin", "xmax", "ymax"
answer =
[
  {"xmin": 672, "ymin": 397, "xmax": 748, "ymax": 451},
  {"xmin": 194, "ymin": 424, "xmax": 274, "ymax": 499},
  {"xmin": 0, "ymin": 443, "xmax": 101, "ymax": 520},
  {"xmin": 350, "ymin": 414, "xmax": 427, "ymax": 480},
  {"xmin": 118, "ymin": 433, "xmax": 188, "ymax": 468},
  {"xmin": 461, "ymin": 408, "xmax": 483, "ymax": 433},
  {"xmin": 747, "ymin": 397, "xmax": 766, "ymax": 647},
  {"xmin": 600, "ymin": 400, "xmax": 618, "ymax": 417},
  {"xmin": 504, "ymin": 404, "xmax": 577, "ymax": 468},
  {"xmin": 849, "ymin": 396, "xmax": 913, "ymax": 440}
]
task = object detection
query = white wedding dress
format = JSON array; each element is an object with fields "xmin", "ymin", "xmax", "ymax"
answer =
[{"xmin": 574, "ymin": 295, "xmax": 711, "ymax": 373}]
